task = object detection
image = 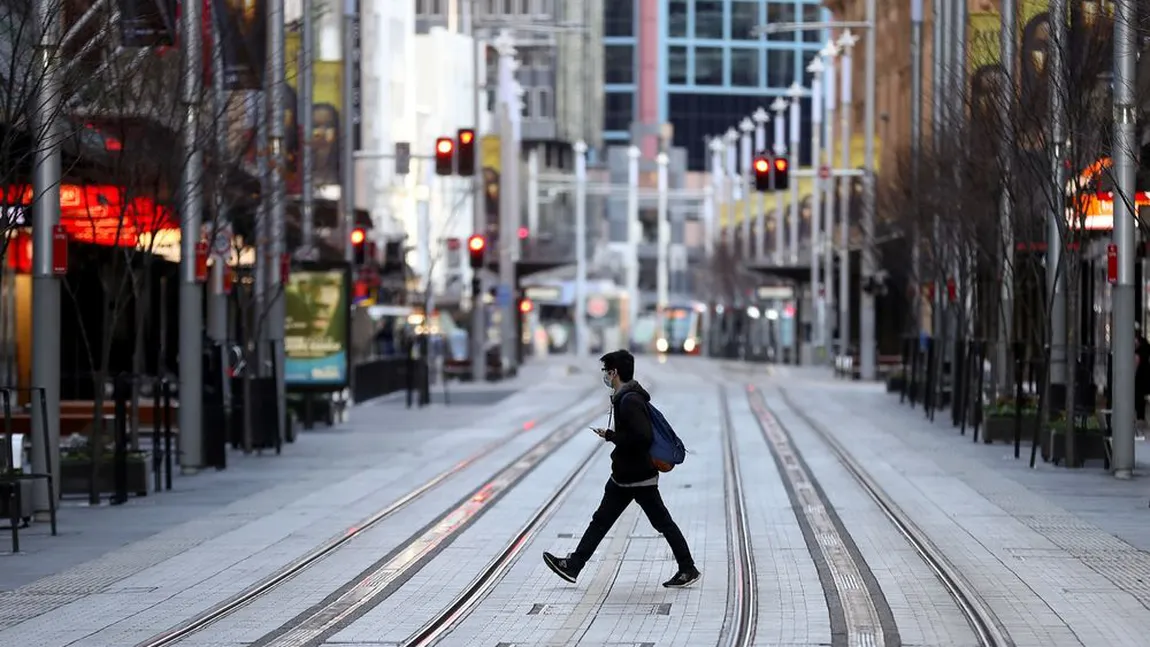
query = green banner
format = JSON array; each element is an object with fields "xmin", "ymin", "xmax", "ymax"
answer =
[{"xmin": 284, "ymin": 268, "xmax": 349, "ymax": 388}]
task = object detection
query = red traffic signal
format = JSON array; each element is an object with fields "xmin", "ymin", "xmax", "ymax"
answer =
[
  {"xmin": 468, "ymin": 234, "xmax": 485, "ymax": 269},
  {"xmin": 435, "ymin": 137, "xmax": 454, "ymax": 175},
  {"xmin": 773, "ymin": 156, "xmax": 790, "ymax": 190},
  {"xmin": 457, "ymin": 129, "xmax": 476, "ymax": 177},
  {"xmin": 352, "ymin": 227, "xmax": 367, "ymax": 265},
  {"xmin": 753, "ymin": 155, "xmax": 772, "ymax": 191},
  {"xmin": 519, "ymin": 298, "xmax": 533, "ymax": 314},
  {"xmin": 350, "ymin": 227, "xmax": 366, "ymax": 245}
]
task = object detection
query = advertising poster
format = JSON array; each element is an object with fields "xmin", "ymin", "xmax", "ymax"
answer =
[
  {"xmin": 284, "ymin": 266, "xmax": 350, "ymax": 389},
  {"xmin": 285, "ymin": 31, "xmax": 343, "ymax": 191},
  {"xmin": 119, "ymin": 0, "xmax": 177, "ymax": 47},
  {"xmin": 214, "ymin": 0, "xmax": 267, "ymax": 90}
]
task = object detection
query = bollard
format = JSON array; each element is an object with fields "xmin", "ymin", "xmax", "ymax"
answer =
[
  {"xmin": 152, "ymin": 378, "xmax": 162, "ymax": 493},
  {"xmin": 162, "ymin": 379, "xmax": 173, "ymax": 491},
  {"xmin": 1012, "ymin": 342, "xmax": 1025, "ymax": 460},
  {"xmin": 972, "ymin": 340, "xmax": 987, "ymax": 443},
  {"xmin": 111, "ymin": 374, "xmax": 130, "ymax": 505}
]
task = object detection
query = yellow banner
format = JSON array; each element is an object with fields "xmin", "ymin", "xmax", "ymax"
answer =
[
  {"xmin": 969, "ymin": 13, "xmax": 1001, "ymax": 71},
  {"xmin": 285, "ymin": 31, "xmax": 343, "ymax": 191}
]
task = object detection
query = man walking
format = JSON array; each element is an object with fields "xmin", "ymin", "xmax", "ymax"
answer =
[{"xmin": 543, "ymin": 350, "xmax": 700, "ymax": 588}]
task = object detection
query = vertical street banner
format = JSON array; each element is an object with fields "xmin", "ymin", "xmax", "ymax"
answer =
[
  {"xmin": 350, "ymin": 0, "xmax": 362, "ymax": 151},
  {"xmin": 284, "ymin": 266, "xmax": 351, "ymax": 389},
  {"xmin": 213, "ymin": 0, "xmax": 267, "ymax": 90},
  {"xmin": 119, "ymin": 0, "xmax": 178, "ymax": 47},
  {"xmin": 481, "ymin": 135, "xmax": 501, "ymax": 243},
  {"xmin": 286, "ymin": 31, "xmax": 344, "ymax": 191}
]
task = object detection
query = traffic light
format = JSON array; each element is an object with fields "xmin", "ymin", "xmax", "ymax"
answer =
[
  {"xmin": 351, "ymin": 227, "xmax": 366, "ymax": 265},
  {"xmin": 435, "ymin": 137, "xmax": 454, "ymax": 175},
  {"xmin": 772, "ymin": 156, "xmax": 790, "ymax": 190},
  {"xmin": 457, "ymin": 128, "xmax": 476, "ymax": 176},
  {"xmin": 467, "ymin": 234, "xmax": 485, "ymax": 269},
  {"xmin": 753, "ymin": 155, "xmax": 771, "ymax": 192},
  {"xmin": 519, "ymin": 298, "xmax": 533, "ymax": 314}
]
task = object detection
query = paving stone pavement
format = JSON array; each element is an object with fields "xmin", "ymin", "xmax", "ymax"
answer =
[
  {"xmin": 0, "ymin": 355, "xmax": 597, "ymax": 644},
  {"xmin": 768, "ymin": 366, "xmax": 1150, "ymax": 647}
]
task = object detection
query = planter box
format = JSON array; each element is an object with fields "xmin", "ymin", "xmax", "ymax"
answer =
[
  {"xmin": 982, "ymin": 416, "xmax": 1041, "ymax": 445},
  {"xmin": 0, "ymin": 479, "xmax": 34, "ymax": 524},
  {"xmin": 1044, "ymin": 430, "xmax": 1109, "ymax": 467},
  {"xmin": 60, "ymin": 459, "xmax": 151, "ymax": 497}
]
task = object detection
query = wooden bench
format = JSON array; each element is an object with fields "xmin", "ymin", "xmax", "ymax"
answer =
[
  {"xmin": 4, "ymin": 413, "xmax": 116, "ymax": 436},
  {"xmin": 59, "ymin": 400, "xmax": 179, "ymax": 429}
]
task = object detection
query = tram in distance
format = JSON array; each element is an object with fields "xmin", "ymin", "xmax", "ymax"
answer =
[{"xmin": 651, "ymin": 302, "xmax": 705, "ymax": 355}]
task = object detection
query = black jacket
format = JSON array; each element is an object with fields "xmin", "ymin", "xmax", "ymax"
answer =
[{"xmin": 604, "ymin": 380, "xmax": 658, "ymax": 484}]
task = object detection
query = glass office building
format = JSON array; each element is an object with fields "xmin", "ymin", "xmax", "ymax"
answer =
[{"xmin": 604, "ymin": 0, "xmax": 829, "ymax": 169}]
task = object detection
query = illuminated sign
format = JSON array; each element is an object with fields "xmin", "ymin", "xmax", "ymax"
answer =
[{"xmin": 1071, "ymin": 191, "xmax": 1150, "ymax": 231}]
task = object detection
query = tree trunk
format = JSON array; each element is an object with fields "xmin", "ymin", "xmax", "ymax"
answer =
[
  {"xmin": 130, "ymin": 267, "xmax": 150, "ymax": 450},
  {"xmin": 89, "ymin": 370, "xmax": 106, "ymax": 505}
]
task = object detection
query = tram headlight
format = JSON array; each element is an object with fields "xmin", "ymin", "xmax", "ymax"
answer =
[
  {"xmin": 656, "ymin": 338, "xmax": 669, "ymax": 353},
  {"xmin": 683, "ymin": 338, "xmax": 696, "ymax": 353}
]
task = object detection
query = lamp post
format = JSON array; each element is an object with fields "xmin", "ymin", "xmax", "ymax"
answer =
[
  {"xmin": 786, "ymin": 83, "xmax": 804, "ymax": 265},
  {"xmin": 770, "ymin": 97, "xmax": 788, "ymax": 265},
  {"xmin": 807, "ymin": 56, "xmax": 825, "ymax": 355},
  {"xmin": 821, "ymin": 41, "xmax": 839, "ymax": 355},
  {"xmin": 838, "ymin": 29, "xmax": 857, "ymax": 367},
  {"xmin": 752, "ymin": 107, "xmax": 770, "ymax": 262},
  {"xmin": 724, "ymin": 127, "xmax": 739, "ymax": 249},
  {"xmin": 739, "ymin": 117, "xmax": 754, "ymax": 260},
  {"xmin": 495, "ymin": 29, "xmax": 519, "ymax": 374}
]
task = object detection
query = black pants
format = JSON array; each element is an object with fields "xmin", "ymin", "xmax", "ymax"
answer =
[{"xmin": 570, "ymin": 479, "xmax": 694, "ymax": 571}]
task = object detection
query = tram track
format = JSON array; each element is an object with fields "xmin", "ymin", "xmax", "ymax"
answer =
[
  {"xmin": 751, "ymin": 384, "xmax": 1013, "ymax": 647},
  {"xmin": 136, "ymin": 385, "xmax": 604, "ymax": 647},
  {"xmin": 717, "ymin": 385, "xmax": 758, "ymax": 647}
]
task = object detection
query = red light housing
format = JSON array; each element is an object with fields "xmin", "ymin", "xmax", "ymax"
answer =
[
  {"xmin": 350, "ymin": 228, "xmax": 366, "ymax": 245},
  {"xmin": 436, "ymin": 139, "xmax": 453, "ymax": 154},
  {"xmin": 468, "ymin": 235, "xmax": 485, "ymax": 252},
  {"xmin": 754, "ymin": 158, "xmax": 769, "ymax": 173}
]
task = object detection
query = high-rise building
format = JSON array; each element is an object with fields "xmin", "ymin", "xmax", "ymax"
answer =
[{"xmin": 605, "ymin": 0, "xmax": 829, "ymax": 170}]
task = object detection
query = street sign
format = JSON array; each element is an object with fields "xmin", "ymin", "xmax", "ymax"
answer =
[
  {"xmin": 51, "ymin": 225, "xmax": 68, "ymax": 275},
  {"xmin": 1107, "ymin": 243, "xmax": 1118, "ymax": 284},
  {"xmin": 495, "ymin": 283, "xmax": 512, "ymax": 307},
  {"xmin": 819, "ymin": 166, "xmax": 830, "ymax": 180},
  {"xmin": 395, "ymin": 142, "xmax": 411, "ymax": 175}
]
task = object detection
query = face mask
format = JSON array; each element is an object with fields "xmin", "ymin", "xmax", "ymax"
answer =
[{"xmin": 602, "ymin": 371, "xmax": 614, "ymax": 389}]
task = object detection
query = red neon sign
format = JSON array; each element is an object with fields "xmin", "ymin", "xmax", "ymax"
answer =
[{"xmin": 4, "ymin": 184, "xmax": 177, "ymax": 247}]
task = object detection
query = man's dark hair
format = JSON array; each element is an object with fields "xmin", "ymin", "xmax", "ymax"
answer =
[{"xmin": 600, "ymin": 349, "xmax": 635, "ymax": 382}]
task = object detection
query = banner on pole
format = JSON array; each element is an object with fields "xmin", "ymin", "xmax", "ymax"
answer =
[
  {"xmin": 213, "ymin": 0, "xmax": 267, "ymax": 90},
  {"xmin": 119, "ymin": 0, "xmax": 177, "ymax": 47}
]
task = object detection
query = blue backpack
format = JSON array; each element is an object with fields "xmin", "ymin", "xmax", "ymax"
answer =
[{"xmin": 623, "ymin": 393, "xmax": 687, "ymax": 472}]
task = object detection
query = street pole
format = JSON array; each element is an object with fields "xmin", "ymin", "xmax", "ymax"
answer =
[
  {"xmin": 467, "ymin": 0, "xmax": 486, "ymax": 382},
  {"xmin": 208, "ymin": 4, "xmax": 228, "ymax": 342},
  {"xmin": 496, "ymin": 31, "xmax": 518, "ymax": 373},
  {"xmin": 656, "ymin": 151, "xmax": 670, "ymax": 341},
  {"xmin": 822, "ymin": 43, "xmax": 838, "ymax": 354},
  {"xmin": 341, "ymin": 0, "xmax": 356, "ymax": 264},
  {"xmin": 573, "ymin": 140, "xmax": 588, "ymax": 357},
  {"xmin": 839, "ymin": 31, "xmax": 856, "ymax": 364},
  {"xmin": 178, "ymin": 0, "xmax": 204, "ymax": 471},
  {"xmin": 931, "ymin": 0, "xmax": 944, "ymax": 341},
  {"xmin": 997, "ymin": 0, "xmax": 1015, "ymax": 390},
  {"xmin": 771, "ymin": 98, "xmax": 787, "ymax": 264},
  {"xmin": 910, "ymin": 0, "xmax": 923, "ymax": 338},
  {"xmin": 527, "ymin": 148, "xmax": 539, "ymax": 246},
  {"xmin": 1111, "ymin": 0, "xmax": 1137, "ymax": 478},
  {"xmin": 808, "ymin": 57, "xmax": 824, "ymax": 356},
  {"xmin": 752, "ymin": 108, "xmax": 769, "ymax": 262},
  {"xmin": 301, "ymin": 0, "xmax": 315, "ymax": 255},
  {"xmin": 269, "ymin": 0, "xmax": 287, "ymax": 439},
  {"xmin": 31, "ymin": 0, "xmax": 61, "ymax": 513},
  {"xmin": 787, "ymin": 84, "xmax": 802, "ymax": 265},
  {"xmin": 859, "ymin": 0, "xmax": 878, "ymax": 381},
  {"xmin": 739, "ymin": 118, "xmax": 754, "ymax": 260},
  {"xmin": 626, "ymin": 145, "xmax": 641, "ymax": 343},
  {"xmin": 707, "ymin": 137, "xmax": 724, "ymax": 356},
  {"xmin": 1048, "ymin": 0, "xmax": 1068, "ymax": 408},
  {"xmin": 725, "ymin": 128, "xmax": 738, "ymax": 251}
]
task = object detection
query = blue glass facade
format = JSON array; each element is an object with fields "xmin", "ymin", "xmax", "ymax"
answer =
[{"xmin": 602, "ymin": 0, "xmax": 829, "ymax": 169}]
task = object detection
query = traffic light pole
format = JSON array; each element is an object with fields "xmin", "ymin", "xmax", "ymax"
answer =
[
  {"xmin": 467, "ymin": 0, "xmax": 486, "ymax": 383},
  {"xmin": 808, "ymin": 58, "xmax": 824, "ymax": 358}
]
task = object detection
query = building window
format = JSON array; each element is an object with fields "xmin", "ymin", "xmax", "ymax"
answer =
[
  {"xmin": 485, "ymin": 0, "xmax": 498, "ymax": 15},
  {"xmin": 765, "ymin": 2, "xmax": 795, "ymax": 42},
  {"xmin": 668, "ymin": 0, "xmax": 688, "ymax": 38},
  {"xmin": 695, "ymin": 46, "xmax": 723, "ymax": 85},
  {"xmin": 731, "ymin": 48, "xmax": 759, "ymax": 87},
  {"xmin": 537, "ymin": 88, "xmax": 553, "ymax": 118},
  {"xmin": 605, "ymin": 92, "xmax": 634, "ymax": 132},
  {"xmin": 801, "ymin": 4, "xmax": 823, "ymax": 42},
  {"xmin": 604, "ymin": 45, "xmax": 634, "ymax": 84},
  {"xmin": 533, "ymin": 0, "xmax": 553, "ymax": 17},
  {"xmin": 767, "ymin": 49, "xmax": 795, "ymax": 87},
  {"xmin": 605, "ymin": 0, "xmax": 634, "ymax": 37},
  {"xmin": 503, "ymin": 0, "xmax": 513, "ymax": 14},
  {"xmin": 730, "ymin": 0, "xmax": 760, "ymax": 40},
  {"xmin": 668, "ymin": 45, "xmax": 688, "ymax": 85},
  {"xmin": 521, "ymin": 91, "xmax": 531, "ymax": 117},
  {"xmin": 415, "ymin": 0, "xmax": 426, "ymax": 14},
  {"xmin": 695, "ymin": 1, "xmax": 723, "ymax": 39}
]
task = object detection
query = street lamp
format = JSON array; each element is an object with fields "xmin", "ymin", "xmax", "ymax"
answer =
[
  {"xmin": 739, "ymin": 117, "xmax": 755, "ymax": 259},
  {"xmin": 724, "ymin": 127, "xmax": 739, "ymax": 246},
  {"xmin": 837, "ymin": 28, "xmax": 859, "ymax": 373},
  {"xmin": 820, "ymin": 41, "xmax": 839, "ymax": 355},
  {"xmin": 770, "ymin": 97, "xmax": 788, "ymax": 264},
  {"xmin": 806, "ymin": 55, "xmax": 825, "ymax": 355},
  {"xmin": 785, "ymin": 83, "xmax": 805, "ymax": 265}
]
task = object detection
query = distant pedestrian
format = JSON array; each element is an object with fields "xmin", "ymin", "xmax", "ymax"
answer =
[
  {"xmin": 1135, "ymin": 322, "xmax": 1149, "ymax": 439},
  {"xmin": 543, "ymin": 350, "xmax": 699, "ymax": 588}
]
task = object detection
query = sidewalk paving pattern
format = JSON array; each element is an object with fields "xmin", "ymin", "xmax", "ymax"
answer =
[{"xmin": 0, "ymin": 357, "xmax": 1148, "ymax": 646}]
